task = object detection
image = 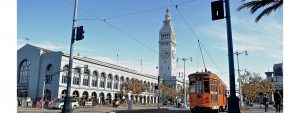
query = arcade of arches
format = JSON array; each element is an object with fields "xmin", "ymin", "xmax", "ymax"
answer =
[{"xmin": 59, "ymin": 90, "xmax": 157, "ymax": 104}]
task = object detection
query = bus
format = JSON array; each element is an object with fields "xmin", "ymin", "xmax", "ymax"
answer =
[{"xmin": 188, "ymin": 71, "xmax": 227, "ymax": 113}]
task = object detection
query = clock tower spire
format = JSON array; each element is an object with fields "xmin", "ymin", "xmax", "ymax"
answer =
[{"xmin": 159, "ymin": 8, "xmax": 176, "ymax": 79}]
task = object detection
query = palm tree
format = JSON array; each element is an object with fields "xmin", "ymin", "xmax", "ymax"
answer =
[{"xmin": 237, "ymin": 0, "xmax": 283, "ymax": 22}]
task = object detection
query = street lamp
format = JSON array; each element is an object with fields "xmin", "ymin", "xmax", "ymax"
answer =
[
  {"xmin": 177, "ymin": 57, "xmax": 192, "ymax": 108},
  {"xmin": 234, "ymin": 50, "xmax": 248, "ymax": 107}
]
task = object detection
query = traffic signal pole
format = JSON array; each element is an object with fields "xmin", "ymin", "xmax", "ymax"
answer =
[
  {"xmin": 224, "ymin": 0, "xmax": 241, "ymax": 113},
  {"xmin": 62, "ymin": 0, "xmax": 78, "ymax": 113}
]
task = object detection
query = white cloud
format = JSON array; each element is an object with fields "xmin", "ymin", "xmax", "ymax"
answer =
[
  {"xmin": 17, "ymin": 39, "xmax": 96, "ymax": 53},
  {"xmin": 197, "ymin": 17, "xmax": 283, "ymax": 60}
]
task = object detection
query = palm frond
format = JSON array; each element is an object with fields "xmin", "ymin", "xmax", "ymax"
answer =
[
  {"xmin": 237, "ymin": 0, "xmax": 283, "ymax": 22},
  {"xmin": 255, "ymin": 0, "xmax": 283, "ymax": 22}
]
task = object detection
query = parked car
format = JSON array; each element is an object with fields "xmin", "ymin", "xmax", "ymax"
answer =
[
  {"xmin": 163, "ymin": 101, "xmax": 171, "ymax": 105},
  {"xmin": 51, "ymin": 99, "xmax": 79, "ymax": 109}
]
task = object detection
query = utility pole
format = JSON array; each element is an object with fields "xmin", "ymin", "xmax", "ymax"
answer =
[
  {"xmin": 211, "ymin": 0, "xmax": 240, "ymax": 112},
  {"xmin": 62, "ymin": 0, "xmax": 78, "ymax": 112},
  {"xmin": 224, "ymin": 0, "xmax": 240, "ymax": 112}
]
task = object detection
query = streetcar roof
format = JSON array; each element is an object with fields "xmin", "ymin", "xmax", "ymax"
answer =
[{"xmin": 188, "ymin": 71, "xmax": 226, "ymax": 86}]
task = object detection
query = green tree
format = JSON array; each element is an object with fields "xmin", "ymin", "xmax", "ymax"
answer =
[
  {"xmin": 241, "ymin": 72, "xmax": 275, "ymax": 103},
  {"xmin": 123, "ymin": 79, "xmax": 148, "ymax": 96},
  {"xmin": 237, "ymin": 0, "xmax": 283, "ymax": 22},
  {"xmin": 159, "ymin": 83, "xmax": 179, "ymax": 101}
]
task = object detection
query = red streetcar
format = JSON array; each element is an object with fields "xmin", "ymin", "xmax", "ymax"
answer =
[{"xmin": 188, "ymin": 71, "xmax": 227, "ymax": 113}]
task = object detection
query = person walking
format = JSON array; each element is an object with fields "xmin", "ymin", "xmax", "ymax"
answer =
[
  {"xmin": 263, "ymin": 93, "xmax": 269, "ymax": 112},
  {"xmin": 274, "ymin": 91, "xmax": 282, "ymax": 113}
]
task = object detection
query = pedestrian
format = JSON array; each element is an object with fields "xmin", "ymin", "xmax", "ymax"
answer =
[
  {"xmin": 18, "ymin": 97, "xmax": 21, "ymax": 106},
  {"xmin": 263, "ymin": 93, "xmax": 269, "ymax": 112},
  {"xmin": 274, "ymin": 91, "xmax": 282, "ymax": 113},
  {"xmin": 26, "ymin": 97, "xmax": 29, "ymax": 107}
]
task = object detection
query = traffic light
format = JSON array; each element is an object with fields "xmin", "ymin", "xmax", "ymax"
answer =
[
  {"xmin": 211, "ymin": 0, "xmax": 224, "ymax": 21},
  {"xmin": 75, "ymin": 26, "xmax": 85, "ymax": 41}
]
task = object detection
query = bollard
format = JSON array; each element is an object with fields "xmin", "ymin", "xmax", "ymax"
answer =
[{"xmin": 127, "ymin": 100, "xmax": 132, "ymax": 110}]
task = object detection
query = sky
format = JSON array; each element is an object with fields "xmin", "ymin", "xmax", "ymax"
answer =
[{"xmin": 17, "ymin": 0, "xmax": 283, "ymax": 87}]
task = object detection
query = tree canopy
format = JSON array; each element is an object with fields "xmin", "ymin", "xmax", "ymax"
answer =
[
  {"xmin": 123, "ymin": 78, "xmax": 148, "ymax": 95},
  {"xmin": 240, "ymin": 71, "xmax": 275, "ymax": 103}
]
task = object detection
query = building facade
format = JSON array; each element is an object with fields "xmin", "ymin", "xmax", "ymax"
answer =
[
  {"xmin": 17, "ymin": 44, "xmax": 158, "ymax": 104},
  {"xmin": 265, "ymin": 63, "xmax": 283, "ymax": 103},
  {"xmin": 265, "ymin": 63, "xmax": 283, "ymax": 92}
]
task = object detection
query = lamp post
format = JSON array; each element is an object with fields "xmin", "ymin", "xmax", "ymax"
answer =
[
  {"xmin": 177, "ymin": 57, "xmax": 192, "ymax": 108},
  {"xmin": 234, "ymin": 50, "xmax": 248, "ymax": 107},
  {"xmin": 157, "ymin": 75, "xmax": 161, "ymax": 109},
  {"xmin": 41, "ymin": 78, "xmax": 46, "ymax": 109}
]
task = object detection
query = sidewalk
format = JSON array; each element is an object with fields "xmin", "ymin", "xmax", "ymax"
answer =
[
  {"xmin": 240, "ymin": 104, "xmax": 282, "ymax": 113},
  {"xmin": 17, "ymin": 103, "xmax": 283, "ymax": 113}
]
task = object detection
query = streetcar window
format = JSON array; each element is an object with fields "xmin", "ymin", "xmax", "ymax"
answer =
[
  {"xmin": 204, "ymin": 81, "xmax": 209, "ymax": 93},
  {"xmin": 196, "ymin": 80, "xmax": 202, "ymax": 93},
  {"xmin": 190, "ymin": 81, "xmax": 195, "ymax": 93}
]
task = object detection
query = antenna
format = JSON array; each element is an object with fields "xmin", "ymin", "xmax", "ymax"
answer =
[{"xmin": 117, "ymin": 49, "xmax": 119, "ymax": 65}]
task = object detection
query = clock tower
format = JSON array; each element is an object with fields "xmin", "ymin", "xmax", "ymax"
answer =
[{"xmin": 159, "ymin": 8, "xmax": 176, "ymax": 78}]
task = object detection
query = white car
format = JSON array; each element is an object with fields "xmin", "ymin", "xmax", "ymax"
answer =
[{"xmin": 51, "ymin": 99, "xmax": 79, "ymax": 109}]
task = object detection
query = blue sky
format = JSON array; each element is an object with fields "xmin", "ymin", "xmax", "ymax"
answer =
[{"xmin": 17, "ymin": 0, "xmax": 283, "ymax": 86}]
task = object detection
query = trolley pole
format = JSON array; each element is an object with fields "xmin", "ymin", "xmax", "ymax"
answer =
[
  {"xmin": 224, "ymin": 0, "xmax": 241, "ymax": 112},
  {"xmin": 62, "ymin": 0, "xmax": 78, "ymax": 112}
]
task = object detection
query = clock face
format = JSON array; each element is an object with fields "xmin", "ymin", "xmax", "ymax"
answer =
[{"xmin": 161, "ymin": 49, "xmax": 170, "ymax": 59}]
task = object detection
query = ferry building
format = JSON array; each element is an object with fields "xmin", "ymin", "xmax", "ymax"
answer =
[
  {"xmin": 17, "ymin": 44, "xmax": 158, "ymax": 104},
  {"xmin": 17, "ymin": 8, "xmax": 188, "ymax": 104}
]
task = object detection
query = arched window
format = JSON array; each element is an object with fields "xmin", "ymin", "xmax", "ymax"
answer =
[
  {"xmin": 17, "ymin": 59, "xmax": 31, "ymax": 97},
  {"xmin": 151, "ymin": 83, "xmax": 154, "ymax": 93},
  {"xmin": 82, "ymin": 91, "xmax": 89, "ymax": 100},
  {"xmin": 92, "ymin": 71, "xmax": 98, "ymax": 87},
  {"xmin": 100, "ymin": 72, "xmax": 106, "ymax": 88},
  {"xmin": 120, "ymin": 76, "xmax": 124, "ymax": 90},
  {"xmin": 83, "ymin": 69, "xmax": 90, "ymax": 86},
  {"xmin": 45, "ymin": 64, "xmax": 53, "ymax": 84},
  {"xmin": 73, "ymin": 68, "xmax": 80, "ymax": 85},
  {"xmin": 107, "ymin": 74, "xmax": 112, "ymax": 89},
  {"xmin": 61, "ymin": 65, "xmax": 68, "ymax": 84},
  {"xmin": 113, "ymin": 75, "xmax": 119, "ymax": 89},
  {"xmin": 126, "ymin": 77, "xmax": 129, "ymax": 82},
  {"xmin": 61, "ymin": 90, "xmax": 67, "ymax": 99},
  {"xmin": 147, "ymin": 82, "xmax": 150, "ymax": 92}
]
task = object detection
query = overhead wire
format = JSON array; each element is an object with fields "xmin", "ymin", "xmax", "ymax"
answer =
[
  {"xmin": 75, "ymin": 0, "xmax": 196, "ymax": 21},
  {"xmin": 169, "ymin": 0, "xmax": 224, "ymax": 75},
  {"xmin": 63, "ymin": 0, "xmax": 214, "ymax": 73},
  {"xmin": 63, "ymin": 0, "xmax": 158, "ymax": 54}
]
